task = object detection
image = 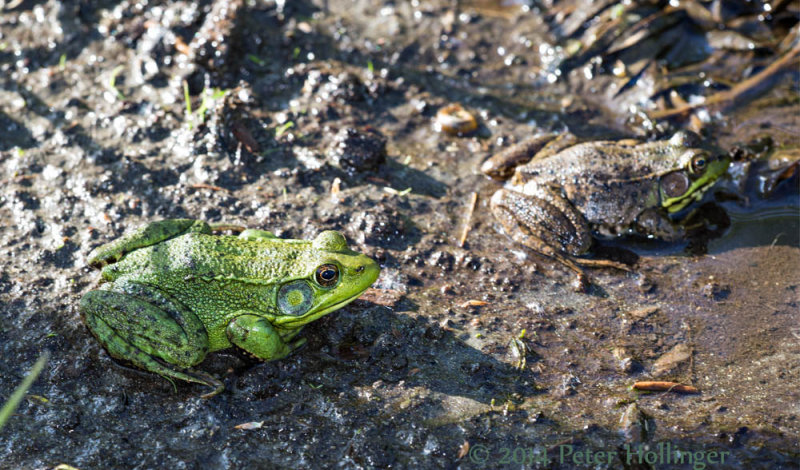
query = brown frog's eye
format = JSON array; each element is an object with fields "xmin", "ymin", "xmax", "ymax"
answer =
[
  {"xmin": 315, "ymin": 264, "xmax": 339, "ymax": 287},
  {"xmin": 661, "ymin": 171, "xmax": 689, "ymax": 198},
  {"xmin": 691, "ymin": 154, "xmax": 708, "ymax": 174}
]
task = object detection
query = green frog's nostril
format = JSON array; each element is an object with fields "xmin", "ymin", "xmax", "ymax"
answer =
[{"xmin": 356, "ymin": 265, "xmax": 365, "ymax": 273}]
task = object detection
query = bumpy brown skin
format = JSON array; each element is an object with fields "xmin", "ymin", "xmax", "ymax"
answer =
[
  {"xmin": 80, "ymin": 220, "xmax": 380, "ymax": 397},
  {"xmin": 485, "ymin": 131, "xmax": 730, "ymax": 287}
]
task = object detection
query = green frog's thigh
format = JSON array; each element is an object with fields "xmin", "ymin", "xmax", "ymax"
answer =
[{"xmin": 80, "ymin": 280, "xmax": 216, "ymax": 389}]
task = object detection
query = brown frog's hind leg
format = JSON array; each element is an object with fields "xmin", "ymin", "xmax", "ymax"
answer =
[
  {"xmin": 80, "ymin": 281, "xmax": 223, "ymax": 398},
  {"xmin": 490, "ymin": 187, "xmax": 633, "ymax": 290},
  {"xmin": 490, "ymin": 187, "xmax": 595, "ymax": 288}
]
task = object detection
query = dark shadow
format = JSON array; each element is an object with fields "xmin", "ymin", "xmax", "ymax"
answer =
[
  {"xmin": 295, "ymin": 305, "xmax": 540, "ymax": 406},
  {"xmin": 0, "ymin": 111, "xmax": 36, "ymax": 150}
]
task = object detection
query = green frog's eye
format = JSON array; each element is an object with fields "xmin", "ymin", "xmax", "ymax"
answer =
[
  {"xmin": 691, "ymin": 154, "xmax": 708, "ymax": 174},
  {"xmin": 661, "ymin": 171, "xmax": 689, "ymax": 198},
  {"xmin": 278, "ymin": 280, "xmax": 313, "ymax": 316},
  {"xmin": 315, "ymin": 264, "xmax": 339, "ymax": 287}
]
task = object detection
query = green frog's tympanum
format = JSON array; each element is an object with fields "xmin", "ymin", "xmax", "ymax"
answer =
[
  {"xmin": 481, "ymin": 130, "xmax": 730, "ymax": 286},
  {"xmin": 80, "ymin": 219, "xmax": 380, "ymax": 397}
]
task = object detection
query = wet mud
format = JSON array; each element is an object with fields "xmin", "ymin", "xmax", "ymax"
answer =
[{"xmin": 0, "ymin": 1, "xmax": 798, "ymax": 468}]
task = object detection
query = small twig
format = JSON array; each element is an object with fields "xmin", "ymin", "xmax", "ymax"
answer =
[
  {"xmin": 460, "ymin": 299, "xmax": 488, "ymax": 308},
  {"xmin": 768, "ymin": 232, "xmax": 785, "ymax": 253},
  {"xmin": 575, "ymin": 258, "xmax": 632, "ymax": 272},
  {"xmin": 189, "ymin": 183, "xmax": 227, "ymax": 192},
  {"xmin": 458, "ymin": 192, "xmax": 478, "ymax": 247},
  {"xmin": 633, "ymin": 381, "xmax": 699, "ymax": 394}
]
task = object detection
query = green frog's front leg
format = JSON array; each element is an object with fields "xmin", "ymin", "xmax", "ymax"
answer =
[
  {"xmin": 80, "ymin": 280, "xmax": 223, "ymax": 397},
  {"xmin": 226, "ymin": 315, "xmax": 306, "ymax": 361}
]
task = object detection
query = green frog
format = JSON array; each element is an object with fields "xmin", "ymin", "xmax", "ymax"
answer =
[
  {"xmin": 481, "ymin": 131, "xmax": 730, "ymax": 287},
  {"xmin": 80, "ymin": 219, "xmax": 380, "ymax": 397}
]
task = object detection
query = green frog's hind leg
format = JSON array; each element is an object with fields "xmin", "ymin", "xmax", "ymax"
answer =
[
  {"xmin": 80, "ymin": 281, "xmax": 223, "ymax": 397},
  {"xmin": 88, "ymin": 219, "xmax": 211, "ymax": 268}
]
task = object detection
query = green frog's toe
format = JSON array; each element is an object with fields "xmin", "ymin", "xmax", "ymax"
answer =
[
  {"xmin": 290, "ymin": 337, "xmax": 307, "ymax": 352},
  {"xmin": 191, "ymin": 369, "xmax": 224, "ymax": 398}
]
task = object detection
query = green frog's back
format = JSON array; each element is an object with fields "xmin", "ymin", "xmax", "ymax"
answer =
[{"xmin": 101, "ymin": 232, "xmax": 312, "ymax": 284}]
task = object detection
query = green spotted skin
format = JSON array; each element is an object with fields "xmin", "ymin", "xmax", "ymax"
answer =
[
  {"xmin": 80, "ymin": 219, "xmax": 380, "ymax": 397},
  {"xmin": 101, "ymin": 232, "xmax": 314, "ymax": 349}
]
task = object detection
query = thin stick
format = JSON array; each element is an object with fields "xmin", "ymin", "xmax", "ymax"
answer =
[
  {"xmin": 190, "ymin": 183, "xmax": 227, "ymax": 192},
  {"xmin": 633, "ymin": 381, "xmax": 700, "ymax": 394},
  {"xmin": 459, "ymin": 192, "xmax": 479, "ymax": 247}
]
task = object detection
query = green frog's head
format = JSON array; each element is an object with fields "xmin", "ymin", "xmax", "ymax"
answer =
[
  {"xmin": 660, "ymin": 131, "xmax": 730, "ymax": 213},
  {"xmin": 272, "ymin": 231, "xmax": 380, "ymax": 328}
]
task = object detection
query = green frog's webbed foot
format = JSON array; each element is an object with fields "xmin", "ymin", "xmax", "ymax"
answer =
[{"xmin": 80, "ymin": 281, "xmax": 221, "ymax": 396}]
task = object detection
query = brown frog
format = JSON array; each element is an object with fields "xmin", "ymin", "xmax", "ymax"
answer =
[{"xmin": 482, "ymin": 130, "xmax": 731, "ymax": 287}]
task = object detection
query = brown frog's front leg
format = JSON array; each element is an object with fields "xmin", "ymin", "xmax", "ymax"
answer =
[{"xmin": 634, "ymin": 208, "xmax": 687, "ymax": 241}]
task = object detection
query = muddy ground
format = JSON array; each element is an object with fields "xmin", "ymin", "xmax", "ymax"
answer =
[{"xmin": 1, "ymin": 1, "xmax": 798, "ymax": 469}]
